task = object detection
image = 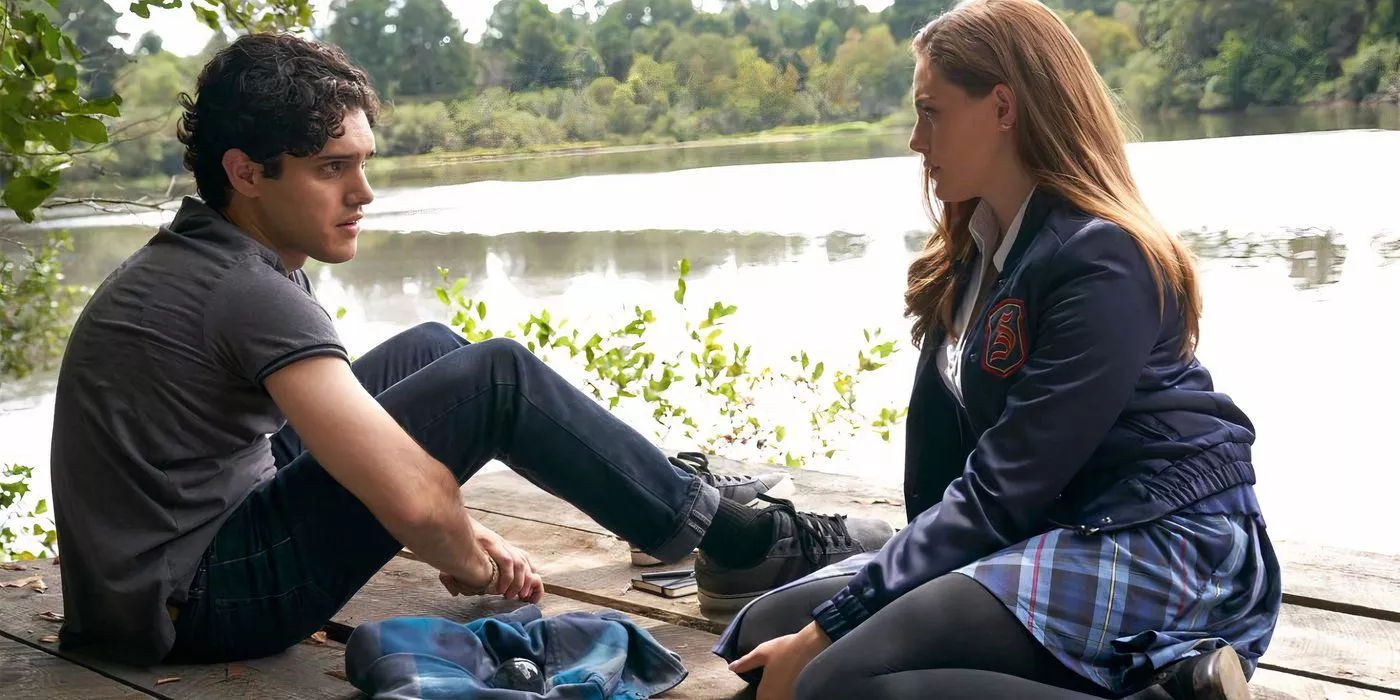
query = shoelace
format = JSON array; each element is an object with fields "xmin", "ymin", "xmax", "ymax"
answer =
[
  {"xmin": 755, "ymin": 493, "xmax": 854, "ymax": 567},
  {"xmin": 668, "ymin": 452, "xmax": 752, "ymax": 487}
]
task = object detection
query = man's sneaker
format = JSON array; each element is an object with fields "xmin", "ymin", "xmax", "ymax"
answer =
[
  {"xmin": 671, "ymin": 452, "xmax": 794, "ymax": 506},
  {"xmin": 630, "ymin": 452, "xmax": 795, "ymax": 566},
  {"xmin": 1148, "ymin": 646, "xmax": 1252, "ymax": 700},
  {"xmin": 694, "ymin": 494, "xmax": 894, "ymax": 613}
]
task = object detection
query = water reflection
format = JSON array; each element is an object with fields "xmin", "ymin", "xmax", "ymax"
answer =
[
  {"xmin": 37, "ymin": 224, "xmax": 1363, "ymax": 312},
  {"xmin": 1179, "ymin": 227, "xmax": 1347, "ymax": 289},
  {"xmin": 46, "ymin": 227, "xmax": 811, "ymax": 299},
  {"xmin": 1130, "ymin": 104, "xmax": 1400, "ymax": 142},
  {"xmin": 824, "ymin": 232, "xmax": 869, "ymax": 262},
  {"xmin": 1376, "ymin": 232, "xmax": 1400, "ymax": 263}
]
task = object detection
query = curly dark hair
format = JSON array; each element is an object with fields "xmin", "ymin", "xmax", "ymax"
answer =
[{"xmin": 177, "ymin": 33, "xmax": 381, "ymax": 211}]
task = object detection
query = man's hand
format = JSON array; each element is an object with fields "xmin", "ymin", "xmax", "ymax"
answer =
[
  {"xmin": 440, "ymin": 517, "xmax": 543, "ymax": 603},
  {"xmin": 729, "ymin": 622, "xmax": 831, "ymax": 699}
]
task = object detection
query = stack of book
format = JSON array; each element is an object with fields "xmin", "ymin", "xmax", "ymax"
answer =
[{"xmin": 629, "ymin": 568, "xmax": 696, "ymax": 598}]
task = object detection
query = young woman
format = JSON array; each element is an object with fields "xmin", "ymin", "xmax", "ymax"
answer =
[{"xmin": 710, "ymin": 1, "xmax": 1282, "ymax": 698}]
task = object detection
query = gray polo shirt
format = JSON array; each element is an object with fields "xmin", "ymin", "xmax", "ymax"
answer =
[{"xmin": 49, "ymin": 197, "xmax": 347, "ymax": 665}]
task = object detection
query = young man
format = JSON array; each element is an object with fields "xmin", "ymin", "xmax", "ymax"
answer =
[{"xmin": 49, "ymin": 33, "xmax": 894, "ymax": 667}]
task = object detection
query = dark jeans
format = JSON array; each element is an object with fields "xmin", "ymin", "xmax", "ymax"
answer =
[
  {"xmin": 733, "ymin": 572, "xmax": 1123, "ymax": 700},
  {"xmin": 165, "ymin": 322, "xmax": 719, "ymax": 663}
]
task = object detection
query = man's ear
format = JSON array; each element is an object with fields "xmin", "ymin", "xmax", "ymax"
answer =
[{"xmin": 222, "ymin": 149, "xmax": 261, "ymax": 199}]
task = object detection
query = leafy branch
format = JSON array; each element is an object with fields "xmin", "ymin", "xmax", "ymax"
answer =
[{"xmin": 434, "ymin": 258, "xmax": 908, "ymax": 467}]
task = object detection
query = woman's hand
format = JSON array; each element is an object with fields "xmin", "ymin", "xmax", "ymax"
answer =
[{"xmin": 728, "ymin": 622, "xmax": 832, "ymax": 700}]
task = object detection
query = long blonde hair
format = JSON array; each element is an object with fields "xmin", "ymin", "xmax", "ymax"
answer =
[{"xmin": 904, "ymin": 0, "xmax": 1200, "ymax": 355}]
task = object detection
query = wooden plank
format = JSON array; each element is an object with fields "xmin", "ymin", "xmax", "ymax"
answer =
[
  {"xmin": 0, "ymin": 634, "xmax": 152, "ymax": 698},
  {"xmin": 463, "ymin": 509, "xmax": 728, "ymax": 632},
  {"xmin": 454, "ymin": 497, "xmax": 1400, "ymax": 693},
  {"xmin": 1267, "ymin": 540, "xmax": 1400, "ymax": 623},
  {"xmin": 0, "ymin": 565, "xmax": 357, "ymax": 700},
  {"xmin": 334, "ymin": 556, "xmax": 748, "ymax": 699},
  {"xmin": 1263, "ymin": 605, "xmax": 1400, "ymax": 694},
  {"xmin": 462, "ymin": 455, "xmax": 1400, "ymax": 623},
  {"xmin": 1250, "ymin": 669, "xmax": 1392, "ymax": 699}
]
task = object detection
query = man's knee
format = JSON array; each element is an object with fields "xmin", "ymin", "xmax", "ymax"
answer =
[
  {"xmin": 471, "ymin": 336, "xmax": 539, "ymax": 372},
  {"xmin": 403, "ymin": 321, "xmax": 466, "ymax": 353}
]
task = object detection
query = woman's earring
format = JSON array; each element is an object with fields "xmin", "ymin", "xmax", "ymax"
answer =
[{"xmin": 1000, "ymin": 123, "xmax": 1012, "ymax": 131}]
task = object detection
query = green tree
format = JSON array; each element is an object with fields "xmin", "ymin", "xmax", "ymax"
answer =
[
  {"xmin": 135, "ymin": 30, "xmax": 163, "ymax": 57},
  {"xmin": 603, "ymin": 0, "xmax": 695, "ymax": 31},
  {"xmin": 881, "ymin": 0, "xmax": 953, "ymax": 40},
  {"xmin": 49, "ymin": 0, "xmax": 127, "ymax": 98},
  {"xmin": 1064, "ymin": 9, "xmax": 1140, "ymax": 73},
  {"xmin": 391, "ymin": 0, "xmax": 476, "ymax": 98},
  {"xmin": 815, "ymin": 18, "xmax": 843, "ymax": 63},
  {"xmin": 814, "ymin": 25, "xmax": 912, "ymax": 121},
  {"xmin": 327, "ymin": 0, "xmax": 403, "ymax": 98},
  {"xmin": 592, "ymin": 14, "xmax": 633, "ymax": 80},
  {"xmin": 487, "ymin": 0, "xmax": 576, "ymax": 89}
]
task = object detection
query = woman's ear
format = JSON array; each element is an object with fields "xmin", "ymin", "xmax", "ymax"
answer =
[{"xmin": 993, "ymin": 84, "xmax": 1017, "ymax": 131}]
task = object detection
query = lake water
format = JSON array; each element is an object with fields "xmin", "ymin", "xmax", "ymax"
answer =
[{"xmin": 3, "ymin": 108, "xmax": 1398, "ymax": 555}]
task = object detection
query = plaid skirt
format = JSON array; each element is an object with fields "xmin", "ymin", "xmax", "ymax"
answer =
[
  {"xmin": 956, "ymin": 512, "xmax": 1282, "ymax": 693},
  {"xmin": 714, "ymin": 511, "xmax": 1282, "ymax": 696}
]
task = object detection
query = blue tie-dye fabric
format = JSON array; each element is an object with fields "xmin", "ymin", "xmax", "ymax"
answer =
[{"xmin": 345, "ymin": 605, "xmax": 688, "ymax": 699}]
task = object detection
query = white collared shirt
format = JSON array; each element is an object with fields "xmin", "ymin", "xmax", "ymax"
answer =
[{"xmin": 935, "ymin": 189, "xmax": 1035, "ymax": 404}]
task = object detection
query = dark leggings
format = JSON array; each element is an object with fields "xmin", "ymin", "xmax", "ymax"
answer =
[{"xmin": 733, "ymin": 573, "xmax": 1171, "ymax": 700}]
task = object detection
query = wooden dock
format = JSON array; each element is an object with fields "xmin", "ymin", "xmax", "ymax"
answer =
[{"xmin": 3, "ymin": 453, "xmax": 1398, "ymax": 698}]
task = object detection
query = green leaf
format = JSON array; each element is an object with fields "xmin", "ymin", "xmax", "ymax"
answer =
[
  {"xmin": 0, "ymin": 115, "xmax": 26, "ymax": 152},
  {"xmin": 679, "ymin": 258, "xmax": 690, "ymax": 276},
  {"xmin": 673, "ymin": 278, "xmax": 686, "ymax": 304},
  {"xmin": 3, "ymin": 176, "xmax": 59, "ymax": 221},
  {"xmin": 29, "ymin": 52, "xmax": 55, "ymax": 77},
  {"xmin": 53, "ymin": 62, "xmax": 78, "ymax": 92},
  {"xmin": 34, "ymin": 499, "xmax": 47, "ymax": 515},
  {"xmin": 41, "ymin": 27, "xmax": 61, "ymax": 58},
  {"xmin": 67, "ymin": 115, "xmax": 107, "ymax": 144},
  {"xmin": 51, "ymin": 90, "xmax": 79, "ymax": 111},
  {"xmin": 450, "ymin": 277, "xmax": 467, "ymax": 297},
  {"xmin": 435, "ymin": 288, "xmax": 450, "ymax": 305},
  {"xmin": 335, "ymin": 307, "xmax": 347, "ymax": 320},
  {"xmin": 130, "ymin": 1, "xmax": 151, "ymax": 18},
  {"xmin": 476, "ymin": 301, "xmax": 486, "ymax": 319},
  {"xmin": 87, "ymin": 94, "xmax": 122, "ymax": 117},
  {"xmin": 35, "ymin": 120, "xmax": 71, "ymax": 151}
]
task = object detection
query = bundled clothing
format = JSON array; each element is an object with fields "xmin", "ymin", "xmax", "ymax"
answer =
[{"xmin": 346, "ymin": 605, "xmax": 689, "ymax": 699}]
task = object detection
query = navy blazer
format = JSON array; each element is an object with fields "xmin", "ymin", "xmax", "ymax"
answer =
[{"xmin": 813, "ymin": 188, "xmax": 1259, "ymax": 640}]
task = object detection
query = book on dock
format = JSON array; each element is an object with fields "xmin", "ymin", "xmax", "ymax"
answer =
[{"xmin": 630, "ymin": 574, "xmax": 697, "ymax": 598}]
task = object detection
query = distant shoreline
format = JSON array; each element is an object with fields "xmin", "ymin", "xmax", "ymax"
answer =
[{"xmin": 50, "ymin": 120, "xmax": 906, "ymax": 205}]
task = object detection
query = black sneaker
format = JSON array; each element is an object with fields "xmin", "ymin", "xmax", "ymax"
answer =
[
  {"xmin": 1148, "ymin": 646, "xmax": 1251, "ymax": 700},
  {"xmin": 671, "ymin": 452, "xmax": 794, "ymax": 506},
  {"xmin": 694, "ymin": 494, "xmax": 894, "ymax": 613},
  {"xmin": 631, "ymin": 452, "xmax": 796, "ymax": 566}
]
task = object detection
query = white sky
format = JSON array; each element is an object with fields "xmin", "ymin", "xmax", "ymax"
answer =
[{"xmin": 112, "ymin": 0, "xmax": 897, "ymax": 56}]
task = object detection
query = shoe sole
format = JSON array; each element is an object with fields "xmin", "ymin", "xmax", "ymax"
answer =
[
  {"xmin": 1201, "ymin": 647, "xmax": 1251, "ymax": 700},
  {"xmin": 698, "ymin": 589, "xmax": 764, "ymax": 614},
  {"xmin": 629, "ymin": 475, "xmax": 797, "ymax": 567}
]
